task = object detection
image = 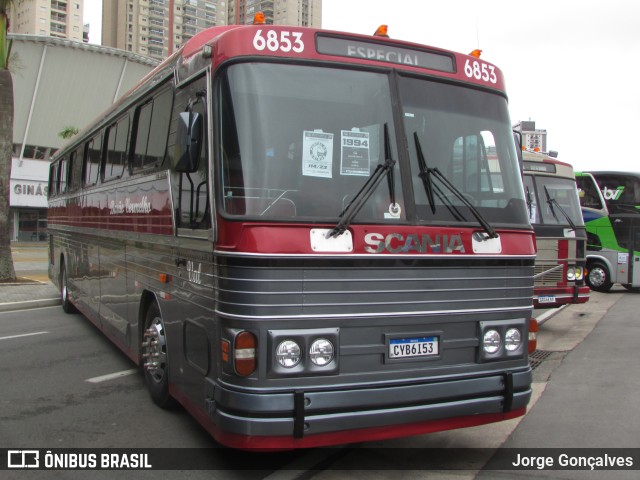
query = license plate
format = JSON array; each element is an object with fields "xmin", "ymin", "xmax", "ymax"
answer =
[
  {"xmin": 538, "ymin": 295, "xmax": 556, "ymax": 303},
  {"xmin": 389, "ymin": 336, "xmax": 439, "ymax": 359}
]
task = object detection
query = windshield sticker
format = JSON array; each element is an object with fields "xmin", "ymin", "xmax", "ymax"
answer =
[
  {"xmin": 303, "ymin": 131, "xmax": 333, "ymax": 178},
  {"xmin": 340, "ymin": 130, "xmax": 370, "ymax": 176}
]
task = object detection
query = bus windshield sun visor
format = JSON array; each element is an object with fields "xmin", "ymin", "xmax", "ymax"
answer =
[
  {"xmin": 327, "ymin": 124, "xmax": 396, "ymax": 238},
  {"xmin": 414, "ymin": 133, "xmax": 499, "ymax": 240}
]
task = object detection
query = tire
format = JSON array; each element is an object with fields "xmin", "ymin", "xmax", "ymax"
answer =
[
  {"xmin": 141, "ymin": 302, "xmax": 176, "ymax": 408},
  {"xmin": 60, "ymin": 262, "xmax": 76, "ymax": 313},
  {"xmin": 586, "ymin": 261, "xmax": 613, "ymax": 292}
]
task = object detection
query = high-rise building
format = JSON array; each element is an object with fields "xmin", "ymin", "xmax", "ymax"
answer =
[
  {"xmin": 228, "ymin": 0, "xmax": 322, "ymax": 27},
  {"xmin": 9, "ymin": 0, "xmax": 86, "ymax": 42},
  {"xmin": 102, "ymin": 0, "xmax": 322, "ymax": 61},
  {"xmin": 513, "ymin": 120, "xmax": 548, "ymax": 153},
  {"xmin": 102, "ymin": 0, "xmax": 227, "ymax": 61}
]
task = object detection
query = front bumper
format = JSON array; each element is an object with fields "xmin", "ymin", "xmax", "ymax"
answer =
[{"xmin": 204, "ymin": 368, "xmax": 532, "ymax": 448}]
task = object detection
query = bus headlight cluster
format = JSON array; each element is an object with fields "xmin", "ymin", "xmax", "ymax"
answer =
[
  {"xmin": 479, "ymin": 321, "xmax": 526, "ymax": 362},
  {"xmin": 276, "ymin": 338, "xmax": 334, "ymax": 368},
  {"xmin": 271, "ymin": 329, "xmax": 339, "ymax": 375},
  {"xmin": 567, "ymin": 266, "xmax": 584, "ymax": 281}
]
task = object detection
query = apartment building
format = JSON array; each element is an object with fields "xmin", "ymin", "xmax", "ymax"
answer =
[
  {"xmin": 9, "ymin": 0, "xmax": 85, "ymax": 42},
  {"xmin": 102, "ymin": 0, "xmax": 322, "ymax": 61},
  {"xmin": 229, "ymin": 0, "xmax": 322, "ymax": 27}
]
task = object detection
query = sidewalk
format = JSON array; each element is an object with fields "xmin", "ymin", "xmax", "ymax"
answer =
[{"xmin": 0, "ymin": 242, "xmax": 60, "ymax": 312}]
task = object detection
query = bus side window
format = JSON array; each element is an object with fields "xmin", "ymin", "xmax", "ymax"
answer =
[
  {"xmin": 132, "ymin": 87, "xmax": 173, "ymax": 171},
  {"xmin": 103, "ymin": 115, "xmax": 130, "ymax": 182},
  {"xmin": 68, "ymin": 146, "xmax": 83, "ymax": 191},
  {"xmin": 48, "ymin": 163, "xmax": 58, "ymax": 198},
  {"xmin": 83, "ymin": 134, "xmax": 102, "ymax": 187},
  {"xmin": 58, "ymin": 157, "xmax": 68, "ymax": 194},
  {"xmin": 170, "ymin": 77, "xmax": 210, "ymax": 231}
]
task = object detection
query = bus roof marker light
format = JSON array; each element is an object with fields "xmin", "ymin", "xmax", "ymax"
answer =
[
  {"xmin": 469, "ymin": 49, "xmax": 482, "ymax": 58},
  {"xmin": 253, "ymin": 12, "xmax": 266, "ymax": 25},
  {"xmin": 373, "ymin": 25, "xmax": 389, "ymax": 37}
]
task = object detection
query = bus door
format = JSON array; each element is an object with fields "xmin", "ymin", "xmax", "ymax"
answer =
[
  {"xmin": 609, "ymin": 214, "xmax": 640, "ymax": 287},
  {"xmin": 629, "ymin": 217, "xmax": 640, "ymax": 287},
  {"xmin": 167, "ymin": 73, "xmax": 216, "ymax": 401}
]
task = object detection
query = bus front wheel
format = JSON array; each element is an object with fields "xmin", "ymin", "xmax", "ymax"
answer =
[
  {"xmin": 587, "ymin": 262, "xmax": 613, "ymax": 292},
  {"xmin": 141, "ymin": 302, "xmax": 176, "ymax": 408}
]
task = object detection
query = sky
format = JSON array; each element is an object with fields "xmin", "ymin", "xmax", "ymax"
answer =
[{"xmin": 84, "ymin": 0, "xmax": 640, "ymax": 172}]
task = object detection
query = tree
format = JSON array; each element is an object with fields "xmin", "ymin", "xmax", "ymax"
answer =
[
  {"xmin": 0, "ymin": 0, "xmax": 16, "ymax": 281},
  {"xmin": 58, "ymin": 126, "xmax": 79, "ymax": 140}
]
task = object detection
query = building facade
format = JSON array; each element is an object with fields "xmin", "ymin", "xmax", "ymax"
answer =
[
  {"xmin": 513, "ymin": 120, "xmax": 548, "ymax": 154},
  {"xmin": 102, "ymin": 0, "xmax": 322, "ymax": 61},
  {"xmin": 9, "ymin": 0, "xmax": 86, "ymax": 42},
  {"xmin": 102, "ymin": 0, "xmax": 228, "ymax": 61},
  {"xmin": 229, "ymin": 0, "xmax": 322, "ymax": 27},
  {"xmin": 8, "ymin": 34, "xmax": 158, "ymax": 242}
]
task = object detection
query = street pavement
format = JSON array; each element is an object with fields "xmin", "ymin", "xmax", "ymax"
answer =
[{"xmin": 0, "ymin": 243, "xmax": 59, "ymax": 312}]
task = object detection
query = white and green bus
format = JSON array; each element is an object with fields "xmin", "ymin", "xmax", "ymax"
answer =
[{"xmin": 575, "ymin": 171, "xmax": 640, "ymax": 292}]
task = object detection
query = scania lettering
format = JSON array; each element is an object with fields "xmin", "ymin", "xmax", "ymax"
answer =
[
  {"xmin": 48, "ymin": 15, "xmax": 536, "ymax": 449},
  {"xmin": 364, "ymin": 232, "xmax": 465, "ymax": 253}
]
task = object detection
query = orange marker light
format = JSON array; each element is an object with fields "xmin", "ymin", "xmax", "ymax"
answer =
[
  {"xmin": 253, "ymin": 11, "xmax": 266, "ymax": 25},
  {"xmin": 374, "ymin": 25, "xmax": 389, "ymax": 37},
  {"xmin": 469, "ymin": 49, "xmax": 482, "ymax": 58}
]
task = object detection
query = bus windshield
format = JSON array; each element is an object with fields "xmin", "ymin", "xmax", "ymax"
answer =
[
  {"xmin": 218, "ymin": 62, "xmax": 528, "ymax": 227},
  {"xmin": 524, "ymin": 175, "xmax": 584, "ymax": 226}
]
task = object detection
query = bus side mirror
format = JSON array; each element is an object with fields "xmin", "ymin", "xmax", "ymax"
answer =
[{"xmin": 176, "ymin": 111, "xmax": 203, "ymax": 173}]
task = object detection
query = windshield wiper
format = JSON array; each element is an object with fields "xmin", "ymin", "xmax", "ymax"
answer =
[
  {"xmin": 327, "ymin": 124, "xmax": 396, "ymax": 238},
  {"xmin": 543, "ymin": 186, "xmax": 576, "ymax": 231},
  {"xmin": 413, "ymin": 134, "xmax": 498, "ymax": 239},
  {"xmin": 414, "ymin": 132, "xmax": 436, "ymax": 214}
]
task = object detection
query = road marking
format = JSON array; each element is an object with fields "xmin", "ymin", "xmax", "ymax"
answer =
[
  {"xmin": 0, "ymin": 331, "xmax": 49, "ymax": 341},
  {"xmin": 85, "ymin": 369, "xmax": 138, "ymax": 384}
]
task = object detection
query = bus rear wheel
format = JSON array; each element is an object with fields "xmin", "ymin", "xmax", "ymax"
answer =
[
  {"xmin": 587, "ymin": 261, "xmax": 613, "ymax": 292},
  {"xmin": 141, "ymin": 302, "xmax": 176, "ymax": 408},
  {"xmin": 60, "ymin": 262, "xmax": 76, "ymax": 313}
]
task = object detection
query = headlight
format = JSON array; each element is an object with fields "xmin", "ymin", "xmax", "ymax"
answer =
[
  {"xmin": 505, "ymin": 328, "xmax": 522, "ymax": 352},
  {"xmin": 276, "ymin": 340, "xmax": 301, "ymax": 368},
  {"xmin": 574, "ymin": 266, "xmax": 584, "ymax": 280},
  {"xmin": 483, "ymin": 329, "xmax": 501, "ymax": 354},
  {"xmin": 567, "ymin": 266, "xmax": 576, "ymax": 281},
  {"xmin": 309, "ymin": 339, "xmax": 334, "ymax": 366}
]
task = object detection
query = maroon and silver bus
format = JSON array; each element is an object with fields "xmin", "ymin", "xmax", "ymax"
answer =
[
  {"xmin": 521, "ymin": 151, "xmax": 590, "ymax": 308},
  {"xmin": 48, "ymin": 21, "xmax": 537, "ymax": 449}
]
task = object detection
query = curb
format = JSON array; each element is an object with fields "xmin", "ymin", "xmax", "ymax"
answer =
[
  {"xmin": 0, "ymin": 298, "xmax": 61, "ymax": 313},
  {"xmin": 536, "ymin": 304, "xmax": 568, "ymax": 326}
]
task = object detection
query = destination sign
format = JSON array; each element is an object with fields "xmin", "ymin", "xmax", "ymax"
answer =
[
  {"xmin": 316, "ymin": 35, "xmax": 455, "ymax": 73},
  {"xmin": 523, "ymin": 161, "xmax": 556, "ymax": 174}
]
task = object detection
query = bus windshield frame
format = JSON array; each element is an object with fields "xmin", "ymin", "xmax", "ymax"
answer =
[{"xmin": 217, "ymin": 61, "xmax": 529, "ymax": 229}]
